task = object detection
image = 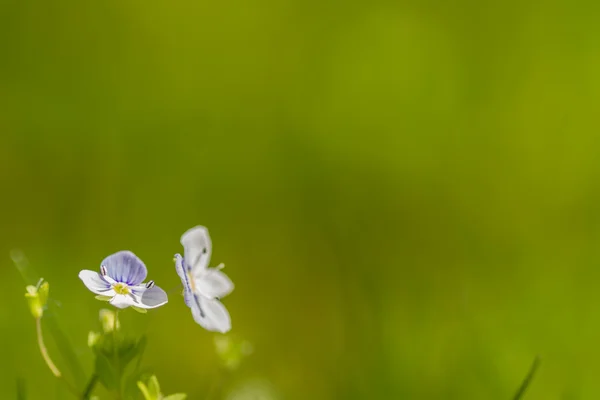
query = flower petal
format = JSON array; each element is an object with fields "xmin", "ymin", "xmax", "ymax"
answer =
[
  {"xmin": 101, "ymin": 251, "xmax": 147, "ymax": 285},
  {"xmin": 109, "ymin": 294, "xmax": 135, "ymax": 309},
  {"xmin": 194, "ymin": 268, "xmax": 234, "ymax": 299},
  {"xmin": 175, "ymin": 254, "xmax": 192, "ymax": 292},
  {"xmin": 79, "ymin": 270, "xmax": 114, "ymax": 295},
  {"xmin": 190, "ymin": 295, "xmax": 231, "ymax": 333},
  {"xmin": 175, "ymin": 254, "xmax": 194, "ymax": 307},
  {"xmin": 180, "ymin": 226, "xmax": 212, "ymax": 271},
  {"xmin": 130, "ymin": 285, "xmax": 168, "ymax": 309}
]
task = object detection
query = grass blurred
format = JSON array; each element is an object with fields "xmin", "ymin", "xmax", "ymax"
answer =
[{"xmin": 2, "ymin": 0, "xmax": 600, "ymax": 398}]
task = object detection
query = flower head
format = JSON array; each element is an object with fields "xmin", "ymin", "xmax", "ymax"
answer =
[
  {"xmin": 175, "ymin": 226, "xmax": 234, "ymax": 333},
  {"xmin": 79, "ymin": 251, "xmax": 168, "ymax": 310}
]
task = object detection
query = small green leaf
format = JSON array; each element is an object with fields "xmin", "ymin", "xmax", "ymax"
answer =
[
  {"xmin": 124, "ymin": 367, "xmax": 153, "ymax": 399},
  {"xmin": 137, "ymin": 381, "xmax": 152, "ymax": 400},
  {"xmin": 95, "ymin": 295, "xmax": 112, "ymax": 302},
  {"xmin": 148, "ymin": 375, "xmax": 161, "ymax": 398},
  {"xmin": 131, "ymin": 306, "xmax": 148, "ymax": 314},
  {"xmin": 118, "ymin": 337, "xmax": 144, "ymax": 366},
  {"xmin": 94, "ymin": 352, "xmax": 119, "ymax": 391},
  {"xmin": 163, "ymin": 394, "xmax": 187, "ymax": 400},
  {"xmin": 93, "ymin": 333, "xmax": 149, "ymax": 397}
]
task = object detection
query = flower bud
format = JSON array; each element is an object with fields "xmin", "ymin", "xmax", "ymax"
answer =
[
  {"xmin": 24, "ymin": 280, "xmax": 49, "ymax": 319},
  {"xmin": 99, "ymin": 309, "xmax": 120, "ymax": 333},
  {"xmin": 88, "ymin": 331, "xmax": 101, "ymax": 348}
]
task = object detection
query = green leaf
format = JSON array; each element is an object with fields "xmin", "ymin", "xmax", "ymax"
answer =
[
  {"xmin": 148, "ymin": 375, "xmax": 161, "ymax": 398},
  {"xmin": 163, "ymin": 394, "xmax": 187, "ymax": 400},
  {"xmin": 121, "ymin": 337, "xmax": 149, "ymax": 399},
  {"xmin": 137, "ymin": 381, "xmax": 152, "ymax": 400},
  {"xmin": 94, "ymin": 351, "xmax": 119, "ymax": 391},
  {"xmin": 93, "ymin": 333, "xmax": 149, "ymax": 397},
  {"xmin": 124, "ymin": 367, "xmax": 153, "ymax": 400},
  {"xmin": 131, "ymin": 306, "xmax": 148, "ymax": 314},
  {"xmin": 118, "ymin": 337, "xmax": 144, "ymax": 367}
]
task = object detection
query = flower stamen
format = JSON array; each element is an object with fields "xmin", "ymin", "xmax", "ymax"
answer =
[{"xmin": 113, "ymin": 282, "xmax": 130, "ymax": 295}]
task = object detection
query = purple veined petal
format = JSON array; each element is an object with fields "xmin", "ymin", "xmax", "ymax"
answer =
[
  {"xmin": 175, "ymin": 254, "xmax": 194, "ymax": 307},
  {"xmin": 109, "ymin": 294, "xmax": 135, "ymax": 309},
  {"xmin": 175, "ymin": 254, "xmax": 192, "ymax": 291},
  {"xmin": 79, "ymin": 270, "xmax": 114, "ymax": 295},
  {"xmin": 194, "ymin": 268, "xmax": 234, "ymax": 299},
  {"xmin": 101, "ymin": 251, "xmax": 147, "ymax": 285},
  {"xmin": 180, "ymin": 226, "xmax": 212, "ymax": 271},
  {"xmin": 183, "ymin": 288, "xmax": 194, "ymax": 308},
  {"xmin": 191, "ymin": 295, "xmax": 231, "ymax": 333},
  {"xmin": 130, "ymin": 284, "xmax": 168, "ymax": 309},
  {"xmin": 102, "ymin": 274, "xmax": 117, "ymax": 285}
]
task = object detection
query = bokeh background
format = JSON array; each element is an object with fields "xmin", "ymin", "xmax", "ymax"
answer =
[{"xmin": 2, "ymin": 0, "xmax": 600, "ymax": 399}]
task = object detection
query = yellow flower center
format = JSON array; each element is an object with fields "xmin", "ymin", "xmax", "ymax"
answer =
[{"xmin": 113, "ymin": 282, "xmax": 130, "ymax": 295}]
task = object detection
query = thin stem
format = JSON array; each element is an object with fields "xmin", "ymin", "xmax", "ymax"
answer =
[
  {"xmin": 113, "ymin": 309, "xmax": 122, "ymax": 400},
  {"xmin": 513, "ymin": 356, "xmax": 541, "ymax": 400},
  {"xmin": 81, "ymin": 374, "xmax": 98, "ymax": 400},
  {"xmin": 35, "ymin": 318, "xmax": 80, "ymax": 398},
  {"xmin": 36, "ymin": 317, "xmax": 61, "ymax": 377}
]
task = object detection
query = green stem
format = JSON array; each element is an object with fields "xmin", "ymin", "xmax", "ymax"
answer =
[
  {"xmin": 81, "ymin": 374, "xmax": 98, "ymax": 400},
  {"xmin": 113, "ymin": 310, "xmax": 122, "ymax": 400},
  {"xmin": 35, "ymin": 317, "xmax": 80, "ymax": 398},
  {"xmin": 513, "ymin": 356, "xmax": 541, "ymax": 400},
  {"xmin": 36, "ymin": 317, "xmax": 61, "ymax": 377}
]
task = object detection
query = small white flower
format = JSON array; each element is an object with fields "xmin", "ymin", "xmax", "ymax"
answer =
[
  {"xmin": 79, "ymin": 251, "xmax": 168, "ymax": 310},
  {"xmin": 175, "ymin": 226, "xmax": 234, "ymax": 333}
]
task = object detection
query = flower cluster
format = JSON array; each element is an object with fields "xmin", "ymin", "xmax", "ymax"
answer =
[{"xmin": 78, "ymin": 226, "xmax": 234, "ymax": 333}]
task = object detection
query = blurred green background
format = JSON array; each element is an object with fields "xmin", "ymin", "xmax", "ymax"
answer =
[{"xmin": 2, "ymin": 0, "xmax": 600, "ymax": 398}]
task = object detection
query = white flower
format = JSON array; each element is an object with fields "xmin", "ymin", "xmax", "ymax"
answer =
[
  {"xmin": 175, "ymin": 226, "xmax": 234, "ymax": 333},
  {"xmin": 79, "ymin": 251, "xmax": 168, "ymax": 310}
]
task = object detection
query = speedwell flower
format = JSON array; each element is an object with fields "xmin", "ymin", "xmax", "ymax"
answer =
[
  {"xmin": 79, "ymin": 251, "xmax": 168, "ymax": 309},
  {"xmin": 175, "ymin": 226, "xmax": 234, "ymax": 333}
]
